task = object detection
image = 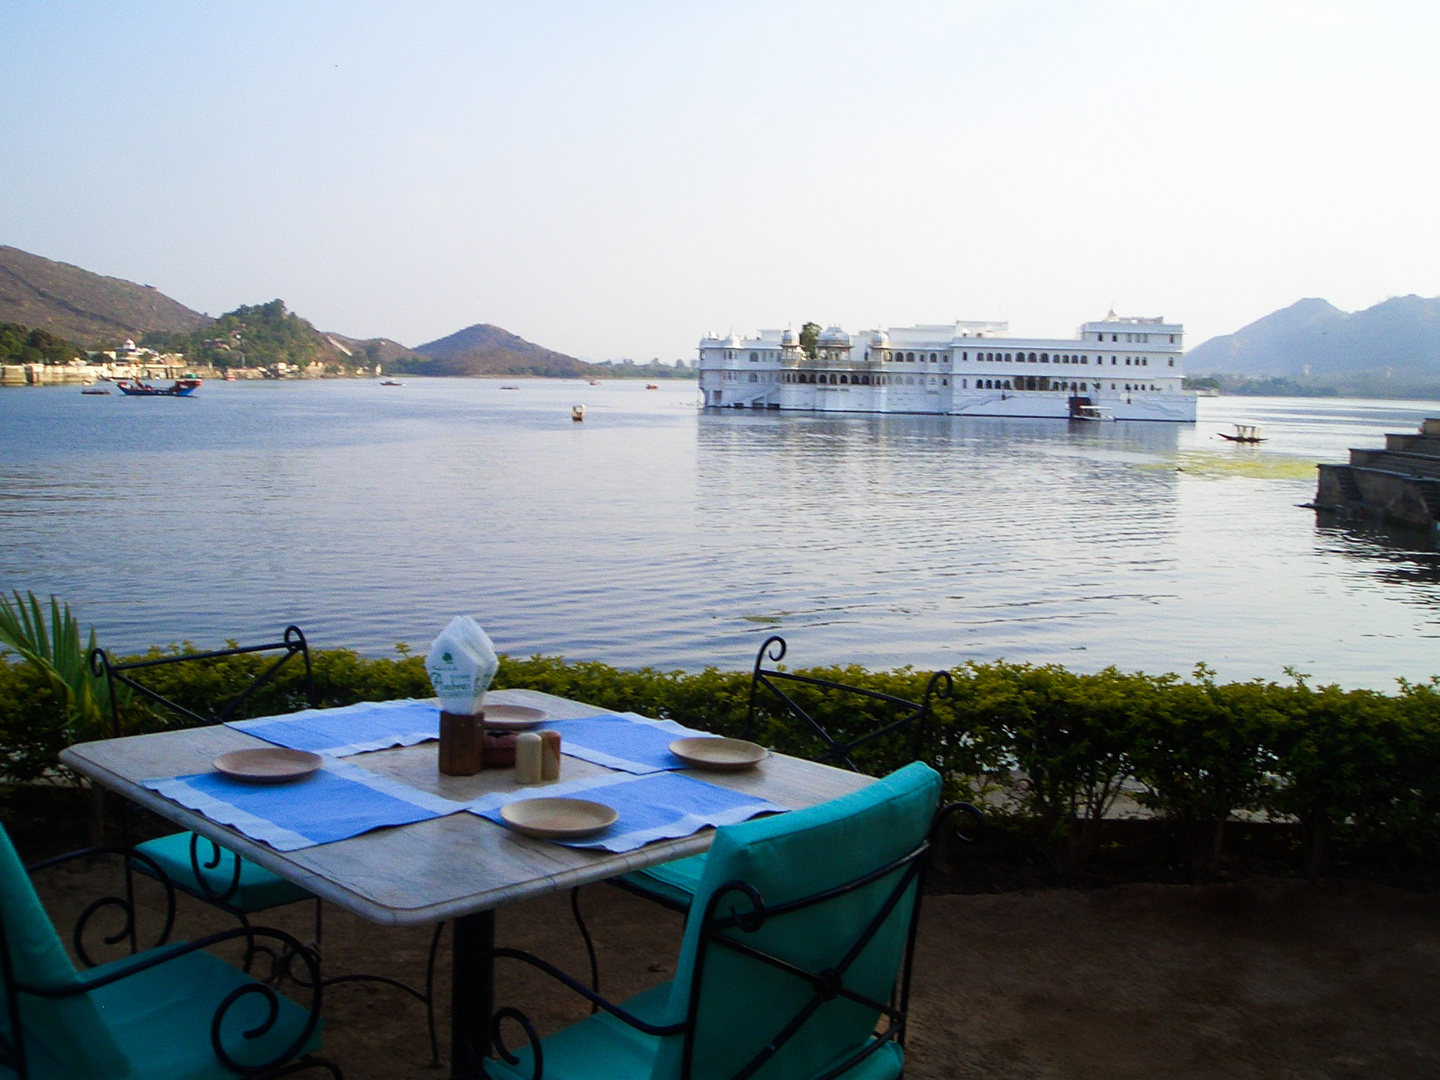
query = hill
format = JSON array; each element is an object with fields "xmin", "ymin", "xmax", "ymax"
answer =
[
  {"xmin": 398, "ymin": 323, "xmax": 592, "ymax": 378},
  {"xmin": 0, "ymin": 244, "xmax": 693, "ymax": 379},
  {"xmin": 1187, "ymin": 296, "xmax": 1440, "ymax": 388},
  {"xmin": 0, "ymin": 246, "xmax": 209, "ymax": 346}
]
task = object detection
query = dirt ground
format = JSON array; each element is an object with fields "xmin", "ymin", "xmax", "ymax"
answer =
[{"xmin": 25, "ymin": 856, "xmax": 1440, "ymax": 1080}]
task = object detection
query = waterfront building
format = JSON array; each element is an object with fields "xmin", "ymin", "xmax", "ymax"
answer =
[{"xmin": 697, "ymin": 312, "xmax": 1196, "ymax": 422}]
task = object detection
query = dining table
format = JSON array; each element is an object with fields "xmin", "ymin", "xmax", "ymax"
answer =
[{"xmin": 58, "ymin": 688, "xmax": 874, "ymax": 1079}]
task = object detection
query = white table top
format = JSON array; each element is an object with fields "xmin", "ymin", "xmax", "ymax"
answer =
[{"xmin": 59, "ymin": 689, "xmax": 872, "ymax": 927}]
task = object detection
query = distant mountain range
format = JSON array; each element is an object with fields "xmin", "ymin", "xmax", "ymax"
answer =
[
  {"xmin": 1185, "ymin": 295, "xmax": 1440, "ymax": 396},
  {"xmin": 0, "ymin": 244, "xmax": 641, "ymax": 378}
]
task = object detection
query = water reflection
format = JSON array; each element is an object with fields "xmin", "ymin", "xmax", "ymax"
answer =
[{"xmin": 2, "ymin": 382, "xmax": 1440, "ymax": 688}]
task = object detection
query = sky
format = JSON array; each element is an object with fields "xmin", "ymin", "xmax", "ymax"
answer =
[{"xmin": 2, "ymin": 0, "xmax": 1438, "ymax": 362}]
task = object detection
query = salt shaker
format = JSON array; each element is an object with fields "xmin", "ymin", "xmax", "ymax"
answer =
[
  {"xmin": 515, "ymin": 732, "xmax": 544, "ymax": 785},
  {"xmin": 540, "ymin": 730, "xmax": 562, "ymax": 781}
]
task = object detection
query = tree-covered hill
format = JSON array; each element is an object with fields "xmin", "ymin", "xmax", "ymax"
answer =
[
  {"xmin": 0, "ymin": 245, "xmax": 209, "ymax": 346},
  {"xmin": 0, "ymin": 322, "xmax": 86, "ymax": 364},
  {"xmin": 142, "ymin": 300, "xmax": 361, "ymax": 370}
]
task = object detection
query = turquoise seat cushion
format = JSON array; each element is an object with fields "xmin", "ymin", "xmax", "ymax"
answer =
[
  {"xmin": 483, "ymin": 983, "xmax": 902, "ymax": 1080},
  {"xmin": 618, "ymin": 852, "xmax": 707, "ymax": 910},
  {"xmin": 76, "ymin": 944, "xmax": 323, "ymax": 1080},
  {"xmin": 485, "ymin": 982, "xmax": 671, "ymax": 1080},
  {"xmin": 0, "ymin": 825, "xmax": 131, "ymax": 1078},
  {"xmin": 135, "ymin": 832, "xmax": 312, "ymax": 912},
  {"xmin": 655, "ymin": 761, "xmax": 941, "ymax": 1080}
]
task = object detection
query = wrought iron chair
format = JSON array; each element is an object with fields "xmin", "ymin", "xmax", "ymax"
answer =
[
  {"xmin": 613, "ymin": 634, "xmax": 964, "ymax": 915},
  {"xmin": 0, "ymin": 820, "xmax": 339, "ymax": 1079},
  {"xmin": 480, "ymin": 761, "xmax": 958, "ymax": 1080},
  {"xmin": 89, "ymin": 627, "xmax": 442, "ymax": 1066}
]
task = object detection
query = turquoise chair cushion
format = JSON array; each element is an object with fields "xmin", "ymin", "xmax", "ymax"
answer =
[
  {"xmin": 484, "ymin": 984, "xmax": 901, "ymax": 1080},
  {"xmin": 0, "ymin": 825, "xmax": 132, "ymax": 1078},
  {"xmin": 75, "ymin": 943, "xmax": 323, "ymax": 1080},
  {"xmin": 485, "ymin": 982, "xmax": 671, "ymax": 1080},
  {"xmin": 654, "ymin": 761, "xmax": 941, "ymax": 1080},
  {"xmin": 617, "ymin": 853, "xmax": 707, "ymax": 910},
  {"xmin": 135, "ymin": 832, "xmax": 312, "ymax": 912}
]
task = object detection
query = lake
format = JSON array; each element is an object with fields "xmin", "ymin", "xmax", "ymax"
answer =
[{"xmin": 2, "ymin": 379, "xmax": 1438, "ymax": 690}]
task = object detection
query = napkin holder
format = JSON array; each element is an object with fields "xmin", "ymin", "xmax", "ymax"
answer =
[{"xmin": 439, "ymin": 710, "xmax": 485, "ymax": 776}]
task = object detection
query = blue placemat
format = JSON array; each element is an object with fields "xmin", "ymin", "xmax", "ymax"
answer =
[
  {"xmin": 470, "ymin": 770, "xmax": 788, "ymax": 853},
  {"xmin": 227, "ymin": 699, "xmax": 439, "ymax": 757},
  {"xmin": 143, "ymin": 758, "xmax": 466, "ymax": 852},
  {"xmin": 544, "ymin": 712, "xmax": 712, "ymax": 774}
]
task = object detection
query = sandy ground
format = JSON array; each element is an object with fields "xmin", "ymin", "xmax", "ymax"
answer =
[{"xmin": 26, "ymin": 857, "xmax": 1440, "ymax": 1079}]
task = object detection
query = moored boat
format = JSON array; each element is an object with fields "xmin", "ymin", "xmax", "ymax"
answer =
[{"xmin": 115, "ymin": 378, "xmax": 201, "ymax": 397}]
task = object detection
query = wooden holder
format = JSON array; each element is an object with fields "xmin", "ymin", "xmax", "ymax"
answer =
[
  {"xmin": 482, "ymin": 731, "xmax": 518, "ymax": 768},
  {"xmin": 439, "ymin": 710, "xmax": 485, "ymax": 776}
]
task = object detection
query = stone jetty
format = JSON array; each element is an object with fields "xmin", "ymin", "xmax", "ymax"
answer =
[{"xmin": 1315, "ymin": 418, "xmax": 1440, "ymax": 529}]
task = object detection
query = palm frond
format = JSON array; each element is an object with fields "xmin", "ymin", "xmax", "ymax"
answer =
[{"xmin": 0, "ymin": 591, "xmax": 119, "ymax": 739}]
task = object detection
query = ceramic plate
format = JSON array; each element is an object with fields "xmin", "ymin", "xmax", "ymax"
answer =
[
  {"xmin": 669, "ymin": 737, "xmax": 769, "ymax": 771},
  {"xmin": 499, "ymin": 798, "xmax": 618, "ymax": 840},
  {"xmin": 213, "ymin": 748, "xmax": 323, "ymax": 784},
  {"xmin": 480, "ymin": 704, "xmax": 548, "ymax": 731}
]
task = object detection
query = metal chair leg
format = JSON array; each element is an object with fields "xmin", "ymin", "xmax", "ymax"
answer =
[{"xmin": 570, "ymin": 886, "xmax": 601, "ymax": 1013}]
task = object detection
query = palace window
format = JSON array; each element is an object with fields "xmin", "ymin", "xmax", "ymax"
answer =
[{"xmin": 750, "ymin": 352, "xmax": 758, "ymax": 362}]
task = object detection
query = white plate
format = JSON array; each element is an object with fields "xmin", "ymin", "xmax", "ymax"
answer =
[
  {"xmin": 213, "ymin": 748, "xmax": 323, "ymax": 784},
  {"xmin": 668, "ymin": 737, "xmax": 769, "ymax": 771},
  {"xmin": 480, "ymin": 704, "xmax": 548, "ymax": 731},
  {"xmin": 499, "ymin": 798, "xmax": 618, "ymax": 840}
]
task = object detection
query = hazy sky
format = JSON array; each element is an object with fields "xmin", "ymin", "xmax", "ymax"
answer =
[{"xmin": 3, "ymin": 1, "xmax": 1436, "ymax": 361}]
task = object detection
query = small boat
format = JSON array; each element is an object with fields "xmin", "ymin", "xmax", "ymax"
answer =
[
  {"xmin": 1070, "ymin": 403, "xmax": 1114, "ymax": 423},
  {"xmin": 645, "ymin": 383, "xmax": 659, "ymax": 390},
  {"xmin": 1219, "ymin": 423, "xmax": 1265, "ymax": 443},
  {"xmin": 115, "ymin": 378, "xmax": 201, "ymax": 397},
  {"xmin": 380, "ymin": 379, "xmax": 403, "ymax": 387},
  {"xmin": 80, "ymin": 387, "xmax": 110, "ymax": 396},
  {"xmin": 223, "ymin": 372, "xmax": 236, "ymax": 381},
  {"xmin": 499, "ymin": 385, "xmax": 520, "ymax": 390},
  {"xmin": 587, "ymin": 379, "xmax": 599, "ymax": 386},
  {"xmin": 572, "ymin": 405, "xmax": 586, "ymax": 422}
]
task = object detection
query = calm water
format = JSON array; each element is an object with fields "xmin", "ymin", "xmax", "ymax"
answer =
[{"xmin": 2, "ymin": 379, "xmax": 1439, "ymax": 690}]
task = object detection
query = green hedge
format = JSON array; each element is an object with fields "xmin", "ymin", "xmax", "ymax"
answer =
[{"xmin": 3, "ymin": 647, "xmax": 1437, "ymax": 877}]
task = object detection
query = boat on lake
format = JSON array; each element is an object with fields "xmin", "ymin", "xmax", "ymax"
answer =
[
  {"xmin": 380, "ymin": 379, "xmax": 403, "ymax": 387},
  {"xmin": 698, "ymin": 311, "xmax": 1196, "ymax": 421},
  {"xmin": 1219, "ymin": 424, "xmax": 1265, "ymax": 443},
  {"xmin": 116, "ymin": 378, "xmax": 201, "ymax": 397},
  {"xmin": 1069, "ymin": 399, "xmax": 1114, "ymax": 422},
  {"xmin": 80, "ymin": 387, "xmax": 110, "ymax": 396}
]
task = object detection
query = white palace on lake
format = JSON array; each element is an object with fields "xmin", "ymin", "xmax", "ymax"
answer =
[{"xmin": 697, "ymin": 312, "xmax": 1196, "ymax": 422}]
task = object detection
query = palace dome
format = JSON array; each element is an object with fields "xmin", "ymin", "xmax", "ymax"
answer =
[
  {"xmin": 818, "ymin": 326, "xmax": 851, "ymax": 346},
  {"xmin": 780, "ymin": 328, "xmax": 798, "ymax": 347},
  {"xmin": 870, "ymin": 329, "xmax": 890, "ymax": 347}
]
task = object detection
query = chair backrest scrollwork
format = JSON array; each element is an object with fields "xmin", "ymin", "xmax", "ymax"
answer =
[
  {"xmin": 89, "ymin": 625, "xmax": 316, "ymax": 737},
  {"xmin": 742, "ymin": 635, "xmax": 950, "ymax": 774}
]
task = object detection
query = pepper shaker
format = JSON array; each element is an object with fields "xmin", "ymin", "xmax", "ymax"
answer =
[{"xmin": 540, "ymin": 730, "xmax": 562, "ymax": 781}]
